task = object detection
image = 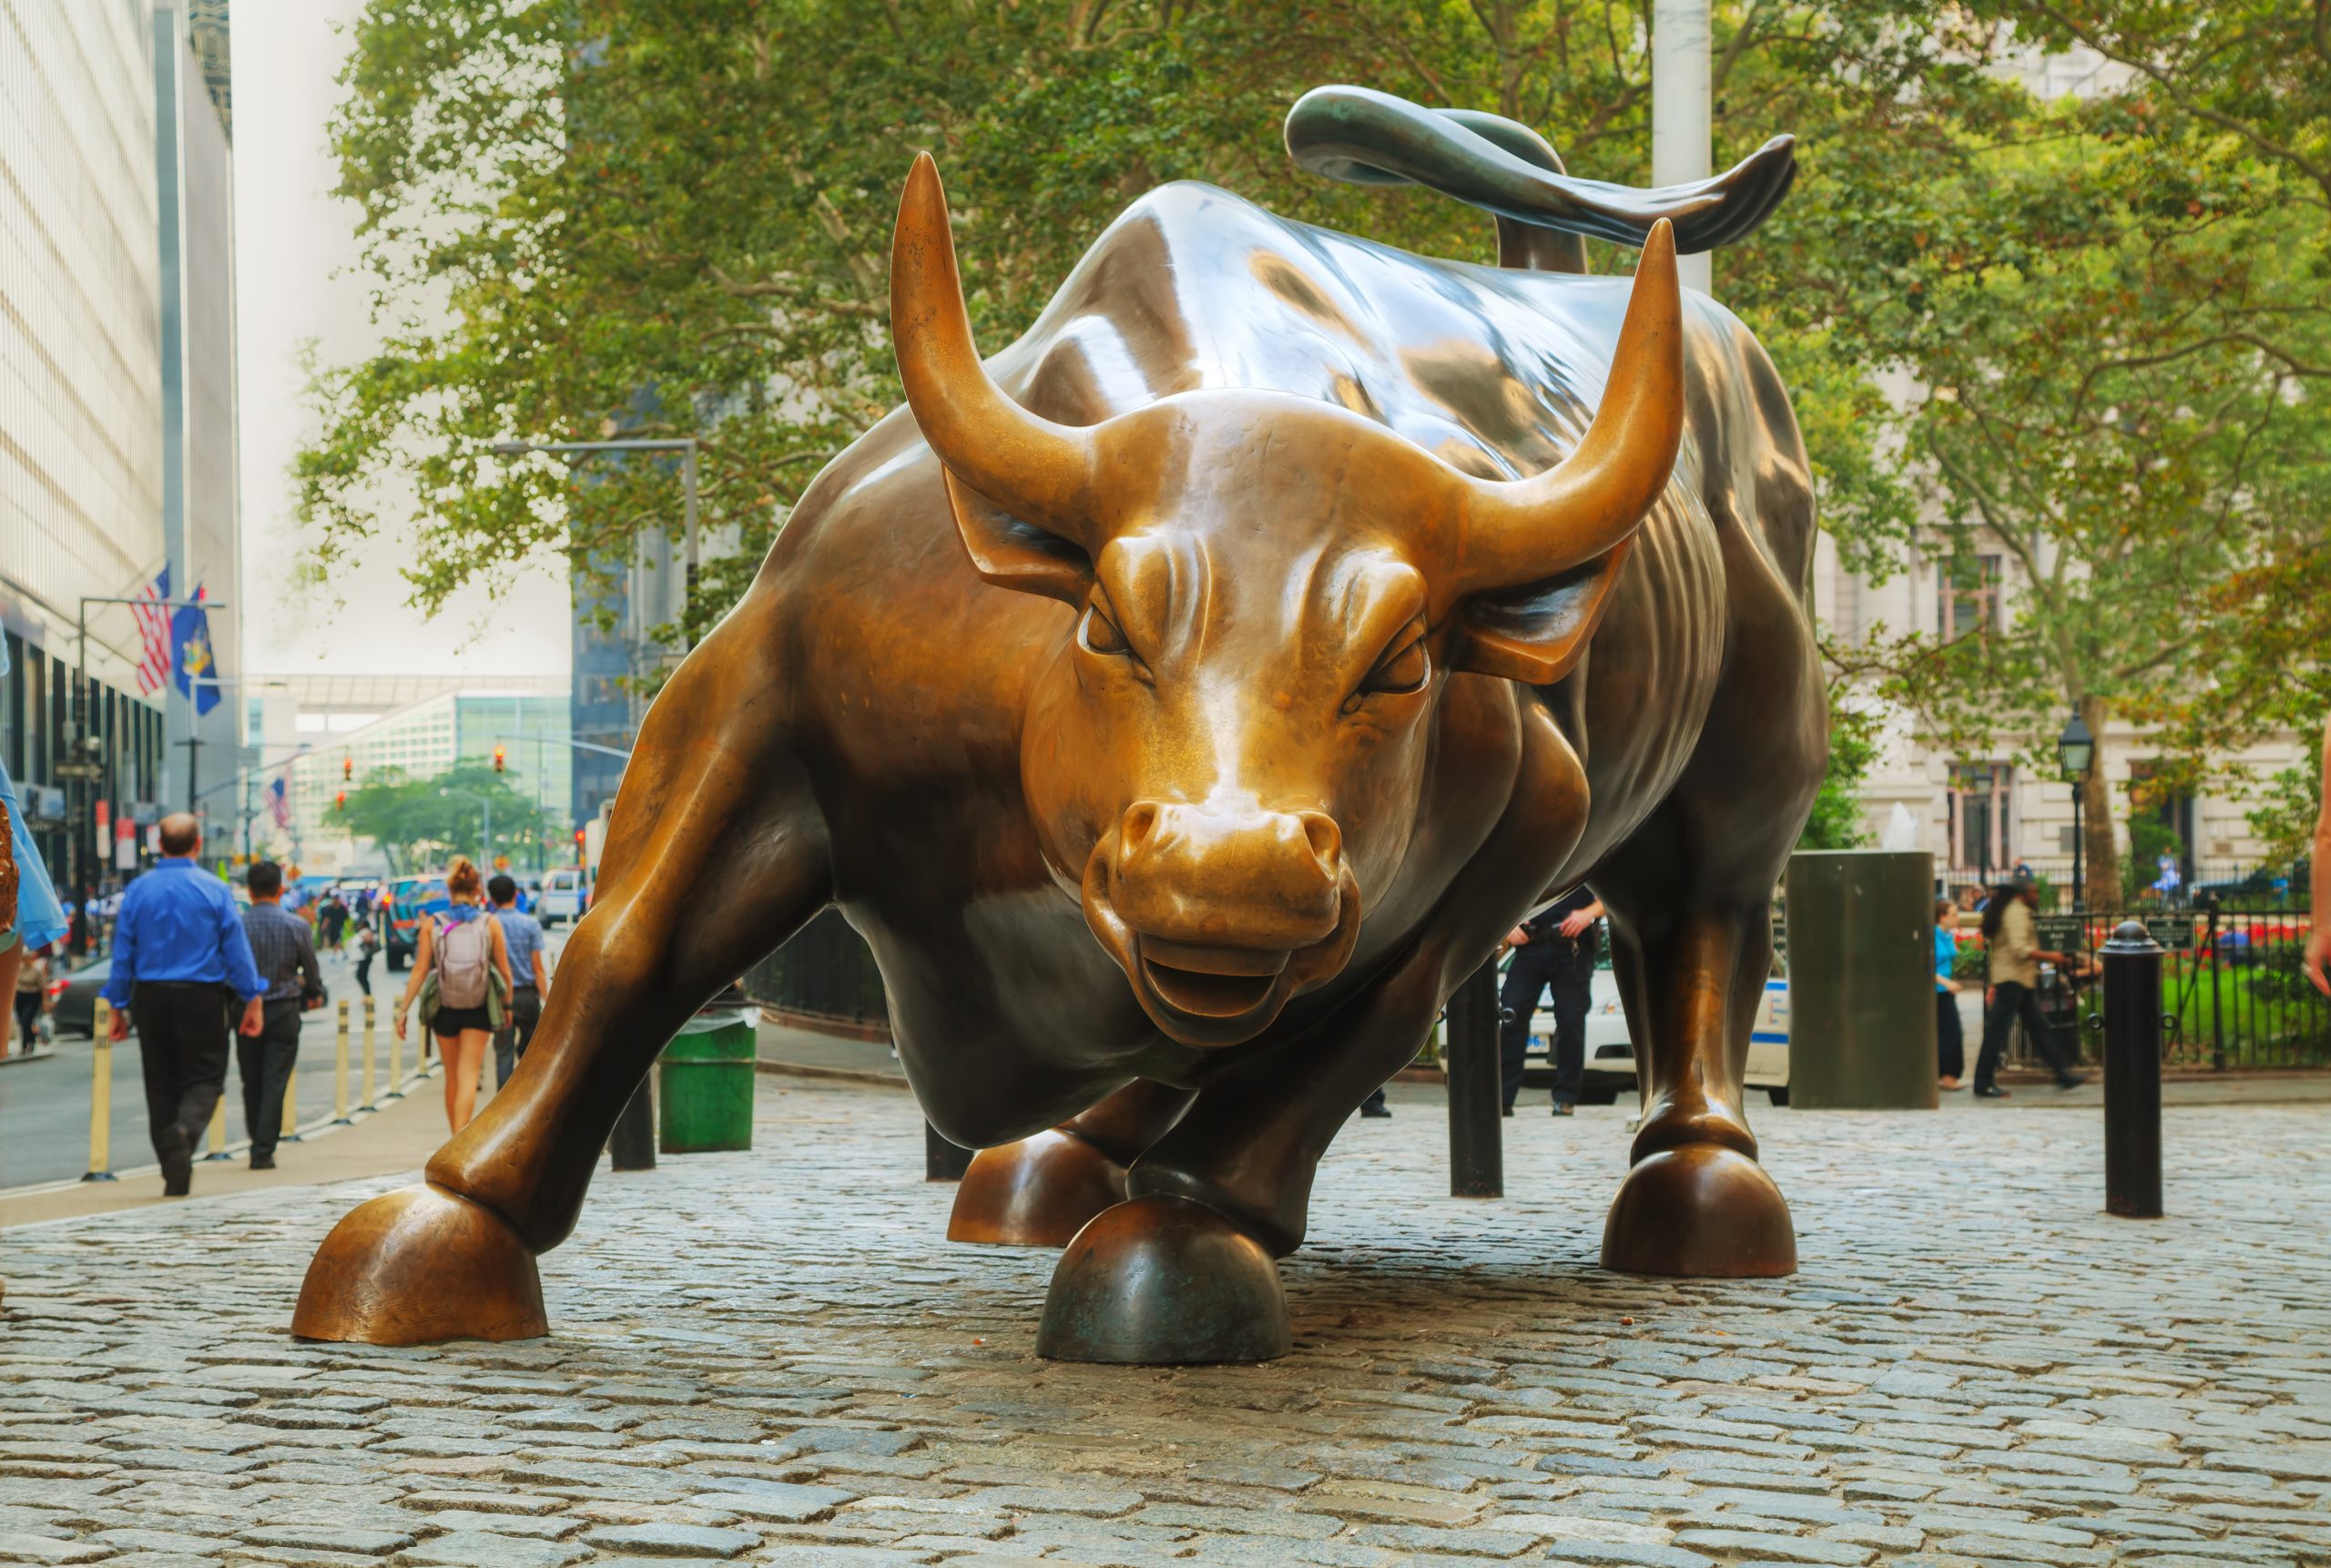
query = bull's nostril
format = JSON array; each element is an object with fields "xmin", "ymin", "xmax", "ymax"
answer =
[
  {"xmin": 1120, "ymin": 801, "xmax": 1162, "ymax": 855},
  {"xmin": 1297, "ymin": 811, "xmax": 1342, "ymax": 873}
]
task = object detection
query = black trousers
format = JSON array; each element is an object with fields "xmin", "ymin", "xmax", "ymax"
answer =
[
  {"xmin": 1936, "ymin": 989, "xmax": 1964, "ymax": 1079},
  {"xmin": 238, "ymin": 999, "xmax": 304, "ymax": 1159},
  {"xmin": 353, "ymin": 951, "xmax": 374, "ymax": 996},
  {"xmin": 494, "ymin": 986, "xmax": 542, "ymax": 1087},
  {"xmin": 133, "ymin": 982, "xmax": 234, "ymax": 1164},
  {"xmin": 14, "ymin": 989, "xmax": 40, "ymax": 1049},
  {"xmin": 1500, "ymin": 939, "xmax": 1593, "ymax": 1109},
  {"xmin": 1976, "ymin": 978, "xmax": 2074, "ymax": 1090}
]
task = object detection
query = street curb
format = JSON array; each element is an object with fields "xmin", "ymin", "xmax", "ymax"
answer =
[
  {"xmin": 754, "ymin": 1058, "xmax": 910, "ymax": 1092},
  {"xmin": 0, "ymin": 1045, "xmax": 58, "ymax": 1068}
]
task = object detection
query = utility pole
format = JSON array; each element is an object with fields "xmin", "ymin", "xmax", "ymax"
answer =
[{"xmin": 1653, "ymin": 0, "xmax": 1713, "ymax": 296}]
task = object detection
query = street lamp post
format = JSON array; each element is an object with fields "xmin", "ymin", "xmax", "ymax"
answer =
[{"xmin": 2058, "ymin": 711, "xmax": 2096, "ymax": 913}]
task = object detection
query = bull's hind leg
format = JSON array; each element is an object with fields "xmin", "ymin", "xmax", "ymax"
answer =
[
  {"xmin": 291, "ymin": 591, "xmax": 830, "ymax": 1344},
  {"xmin": 1594, "ymin": 530, "xmax": 1821, "ymax": 1277},
  {"xmin": 1598, "ymin": 874, "xmax": 1796, "ymax": 1276},
  {"xmin": 948, "ymin": 1080, "xmax": 1194, "ymax": 1246}
]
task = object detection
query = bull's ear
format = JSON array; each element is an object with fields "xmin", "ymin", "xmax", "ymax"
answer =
[
  {"xmin": 943, "ymin": 469, "xmax": 1094, "ymax": 606},
  {"xmin": 1451, "ymin": 539, "xmax": 1632, "ymax": 685}
]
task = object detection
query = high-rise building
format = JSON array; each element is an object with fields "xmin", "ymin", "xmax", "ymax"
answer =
[
  {"xmin": 0, "ymin": 5, "xmax": 173, "ymax": 898},
  {"xmin": 153, "ymin": 0, "xmax": 243, "ymax": 836}
]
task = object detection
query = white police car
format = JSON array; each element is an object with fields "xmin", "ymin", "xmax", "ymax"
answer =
[{"xmin": 1514, "ymin": 952, "xmax": 1792, "ymax": 1106}]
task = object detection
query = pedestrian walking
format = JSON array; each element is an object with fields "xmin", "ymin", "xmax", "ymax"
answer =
[
  {"xmin": 317, "ymin": 892, "xmax": 348, "ymax": 954},
  {"xmin": 352, "ymin": 914, "xmax": 381, "ymax": 997},
  {"xmin": 239, "ymin": 861, "xmax": 323, "ymax": 1170},
  {"xmin": 99, "ymin": 814, "xmax": 266, "ymax": 1196},
  {"xmin": 1934, "ymin": 897, "xmax": 1966, "ymax": 1090},
  {"xmin": 1499, "ymin": 889, "xmax": 1603, "ymax": 1116},
  {"xmin": 0, "ymin": 639, "xmax": 74, "ymax": 1055},
  {"xmin": 392, "ymin": 856, "xmax": 512, "ymax": 1133},
  {"xmin": 14, "ymin": 941, "xmax": 50, "ymax": 1054},
  {"xmin": 487, "ymin": 873, "xmax": 548, "ymax": 1089},
  {"xmin": 1971, "ymin": 874, "xmax": 2086, "ymax": 1099}
]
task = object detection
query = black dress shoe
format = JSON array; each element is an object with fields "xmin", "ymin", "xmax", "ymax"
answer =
[
  {"xmin": 1550, "ymin": 1102, "xmax": 1575, "ymax": 1116},
  {"xmin": 1972, "ymin": 1084, "xmax": 2010, "ymax": 1099},
  {"xmin": 1501, "ymin": 1105, "xmax": 1515, "ymax": 1117},
  {"xmin": 157, "ymin": 1121, "xmax": 194, "ymax": 1191},
  {"xmin": 1359, "ymin": 1103, "xmax": 1392, "ymax": 1119},
  {"xmin": 2057, "ymin": 1074, "xmax": 2089, "ymax": 1091},
  {"xmin": 249, "ymin": 1155, "xmax": 276, "ymax": 1171}
]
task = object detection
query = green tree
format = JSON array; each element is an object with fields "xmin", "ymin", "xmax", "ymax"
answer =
[
  {"xmin": 1797, "ymin": 684, "xmax": 1879, "ymax": 851},
  {"xmin": 335, "ymin": 765, "xmax": 561, "ymax": 872}
]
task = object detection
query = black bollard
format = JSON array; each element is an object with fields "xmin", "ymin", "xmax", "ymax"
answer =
[
  {"xmin": 609, "ymin": 1080, "xmax": 657, "ymax": 1171},
  {"xmin": 1445, "ymin": 959, "xmax": 1504, "ymax": 1197},
  {"xmin": 925, "ymin": 1122, "xmax": 974, "ymax": 1181},
  {"xmin": 2101, "ymin": 920, "xmax": 2163, "ymax": 1218}
]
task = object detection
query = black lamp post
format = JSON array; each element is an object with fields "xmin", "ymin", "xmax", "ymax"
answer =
[{"xmin": 2058, "ymin": 711, "xmax": 2095, "ymax": 913}]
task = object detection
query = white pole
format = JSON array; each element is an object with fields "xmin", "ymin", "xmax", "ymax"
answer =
[{"xmin": 1653, "ymin": 0, "xmax": 1714, "ymax": 296}]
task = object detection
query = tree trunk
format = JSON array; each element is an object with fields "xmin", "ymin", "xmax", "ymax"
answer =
[{"xmin": 2079, "ymin": 694, "xmax": 2122, "ymax": 909}]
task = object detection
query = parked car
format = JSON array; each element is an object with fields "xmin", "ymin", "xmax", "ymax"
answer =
[
  {"xmin": 537, "ymin": 867, "xmax": 592, "ymax": 927},
  {"xmin": 50, "ymin": 958, "xmax": 116, "ymax": 1039},
  {"xmin": 1519, "ymin": 955, "xmax": 1793, "ymax": 1106},
  {"xmin": 383, "ymin": 875, "xmax": 449, "ymax": 971}
]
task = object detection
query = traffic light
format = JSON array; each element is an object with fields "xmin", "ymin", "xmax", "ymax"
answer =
[
  {"xmin": 493, "ymin": 745, "xmax": 506, "ymax": 774},
  {"xmin": 342, "ymin": 756, "xmax": 352, "ymax": 781}
]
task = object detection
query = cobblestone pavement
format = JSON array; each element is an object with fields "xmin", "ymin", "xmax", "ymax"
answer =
[{"xmin": 4, "ymin": 1081, "xmax": 2328, "ymax": 1567}]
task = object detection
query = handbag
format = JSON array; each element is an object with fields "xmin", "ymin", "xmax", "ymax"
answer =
[{"xmin": 416, "ymin": 971, "xmax": 440, "ymax": 1031}]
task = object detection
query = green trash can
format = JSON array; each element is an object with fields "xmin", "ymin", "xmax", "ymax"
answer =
[{"xmin": 658, "ymin": 1009, "xmax": 758, "ymax": 1154}]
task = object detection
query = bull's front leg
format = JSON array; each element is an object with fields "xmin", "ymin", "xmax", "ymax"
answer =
[
  {"xmin": 947, "ymin": 1079, "xmax": 1195, "ymax": 1247},
  {"xmin": 1034, "ymin": 957, "xmax": 1445, "ymax": 1365},
  {"xmin": 290, "ymin": 593, "xmax": 831, "ymax": 1345}
]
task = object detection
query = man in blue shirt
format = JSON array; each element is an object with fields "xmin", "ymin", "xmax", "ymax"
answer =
[
  {"xmin": 103, "ymin": 813, "xmax": 266, "ymax": 1196},
  {"xmin": 487, "ymin": 874, "xmax": 548, "ymax": 1088}
]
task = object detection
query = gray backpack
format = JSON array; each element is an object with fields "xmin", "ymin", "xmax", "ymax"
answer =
[{"xmin": 434, "ymin": 913, "xmax": 492, "ymax": 1009}]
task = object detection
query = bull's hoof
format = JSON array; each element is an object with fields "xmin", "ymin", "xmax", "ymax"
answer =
[
  {"xmin": 1036, "ymin": 1195, "xmax": 1289, "ymax": 1364},
  {"xmin": 947, "ymin": 1130, "xmax": 1126, "ymax": 1247},
  {"xmin": 1600, "ymin": 1144, "xmax": 1797, "ymax": 1278},
  {"xmin": 290, "ymin": 1183, "xmax": 547, "ymax": 1344}
]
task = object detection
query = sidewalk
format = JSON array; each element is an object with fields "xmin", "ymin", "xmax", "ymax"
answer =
[
  {"xmin": 3, "ymin": 1075, "xmax": 2326, "ymax": 1566},
  {"xmin": 0, "ymin": 1062, "xmax": 467, "ymax": 1230},
  {"xmin": 752, "ymin": 1012, "xmax": 2331, "ymax": 1109}
]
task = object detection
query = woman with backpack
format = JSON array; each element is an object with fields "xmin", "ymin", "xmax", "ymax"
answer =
[{"xmin": 392, "ymin": 857, "xmax": 514, "ymax": 1132}]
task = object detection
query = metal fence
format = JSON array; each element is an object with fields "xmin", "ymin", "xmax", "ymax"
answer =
[
  {"xmin": 742, "ymin": 908, "xmax": 889, "ymax": 1032},
  {"xmin": 1950, "ymin": 858, "xmax": 2310, "ymax": 913},
  {"xmin": 2015, "ymin": 907, "xmax": 2328, "ymax": 1073}
]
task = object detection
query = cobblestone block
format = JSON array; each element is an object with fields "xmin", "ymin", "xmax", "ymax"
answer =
[
  {"xmin": 392, "ymin": 1529, "xmax": 592, "ymax": 1567},
  {"xmin": 582, "ymin": 1521, "xmax": 763, "ymax": 1556}
]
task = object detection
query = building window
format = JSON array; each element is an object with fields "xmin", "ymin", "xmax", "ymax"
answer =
[
  {"xmin": 1942, "ymin": 554, "xmax": 2003, "ymax": 640},
  {"xmin": 1948, "ymin": 762, "xmax": 2014, "ymax": 880}
]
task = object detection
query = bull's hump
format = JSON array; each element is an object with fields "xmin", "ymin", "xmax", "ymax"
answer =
[{"xmin": 993, "ymin": 180, "xmax": 1639, "ymax": 481}]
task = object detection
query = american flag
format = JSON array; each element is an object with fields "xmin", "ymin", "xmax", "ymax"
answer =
[
  {"xmin": 130, "ymin": 567, "xmax": 172, "ymax": 694},
  {"xmin": 266, "ymin": 775, "xmax": 292, "ymax": 830}
]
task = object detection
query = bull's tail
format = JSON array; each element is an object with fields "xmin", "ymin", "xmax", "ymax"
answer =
[{"xmin": 1284, "ymin": 86, "xmax": 1794, "ymax": 276}]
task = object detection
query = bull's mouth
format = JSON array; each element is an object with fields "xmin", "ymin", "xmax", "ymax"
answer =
[
  {"xmin": 1137, "ymin": 937, "xmax": 1289, "ymax": 1020},
  {"xmin": 1081, "ymin": 848, "xmax": 1363, "ymax": 1048}
]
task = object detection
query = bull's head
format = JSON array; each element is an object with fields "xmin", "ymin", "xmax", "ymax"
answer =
[{"xmin": 891, "ymin": 155, "xmax": 1681, "ymax": 1048}]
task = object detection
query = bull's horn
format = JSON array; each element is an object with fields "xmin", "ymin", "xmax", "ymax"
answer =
[
  {"xmin": 1453, "ymin": 219, "xmax": 1685, "ymax": 594},
  {"xmin": 891, "ymin": 153, "xmax": 1095, "ymax": 540}
]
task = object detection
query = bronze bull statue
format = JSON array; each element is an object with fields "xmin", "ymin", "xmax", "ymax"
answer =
[{"xmin": 293, "ymin": 87, "xmax": 1825, "ymax": 1364}]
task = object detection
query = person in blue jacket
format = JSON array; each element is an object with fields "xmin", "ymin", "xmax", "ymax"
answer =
[
  {"xmin": 102, "ymin": 812, "xmax": 267, "ymax": 1195},
  {"xmin": 0, "ymin": 637, "xmax": 68, "ymax": 1054}
]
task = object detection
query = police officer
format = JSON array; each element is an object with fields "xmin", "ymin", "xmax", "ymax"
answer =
[{"xmin": 1500, "ymin": 888, "xmax": 1603, "ymax": 1116}]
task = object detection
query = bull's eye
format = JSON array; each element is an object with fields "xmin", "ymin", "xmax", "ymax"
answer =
[
  {"xmin": 1361, "ymin": 628, "xmax": 1430, "ymax": 697},
  {"xmin": 1080, "ymin": 600, "xmax": 1131, "ymax": 657}
]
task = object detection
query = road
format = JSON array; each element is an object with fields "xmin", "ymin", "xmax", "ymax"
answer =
[{"xmin": 0, "ymin": 931, "xmax": 562, "ymax": 1189}]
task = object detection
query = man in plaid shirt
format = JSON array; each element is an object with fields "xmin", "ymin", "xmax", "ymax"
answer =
[{"xmin": 240, "ymin": 861, "xmax": 321, "ymax": 1169}]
